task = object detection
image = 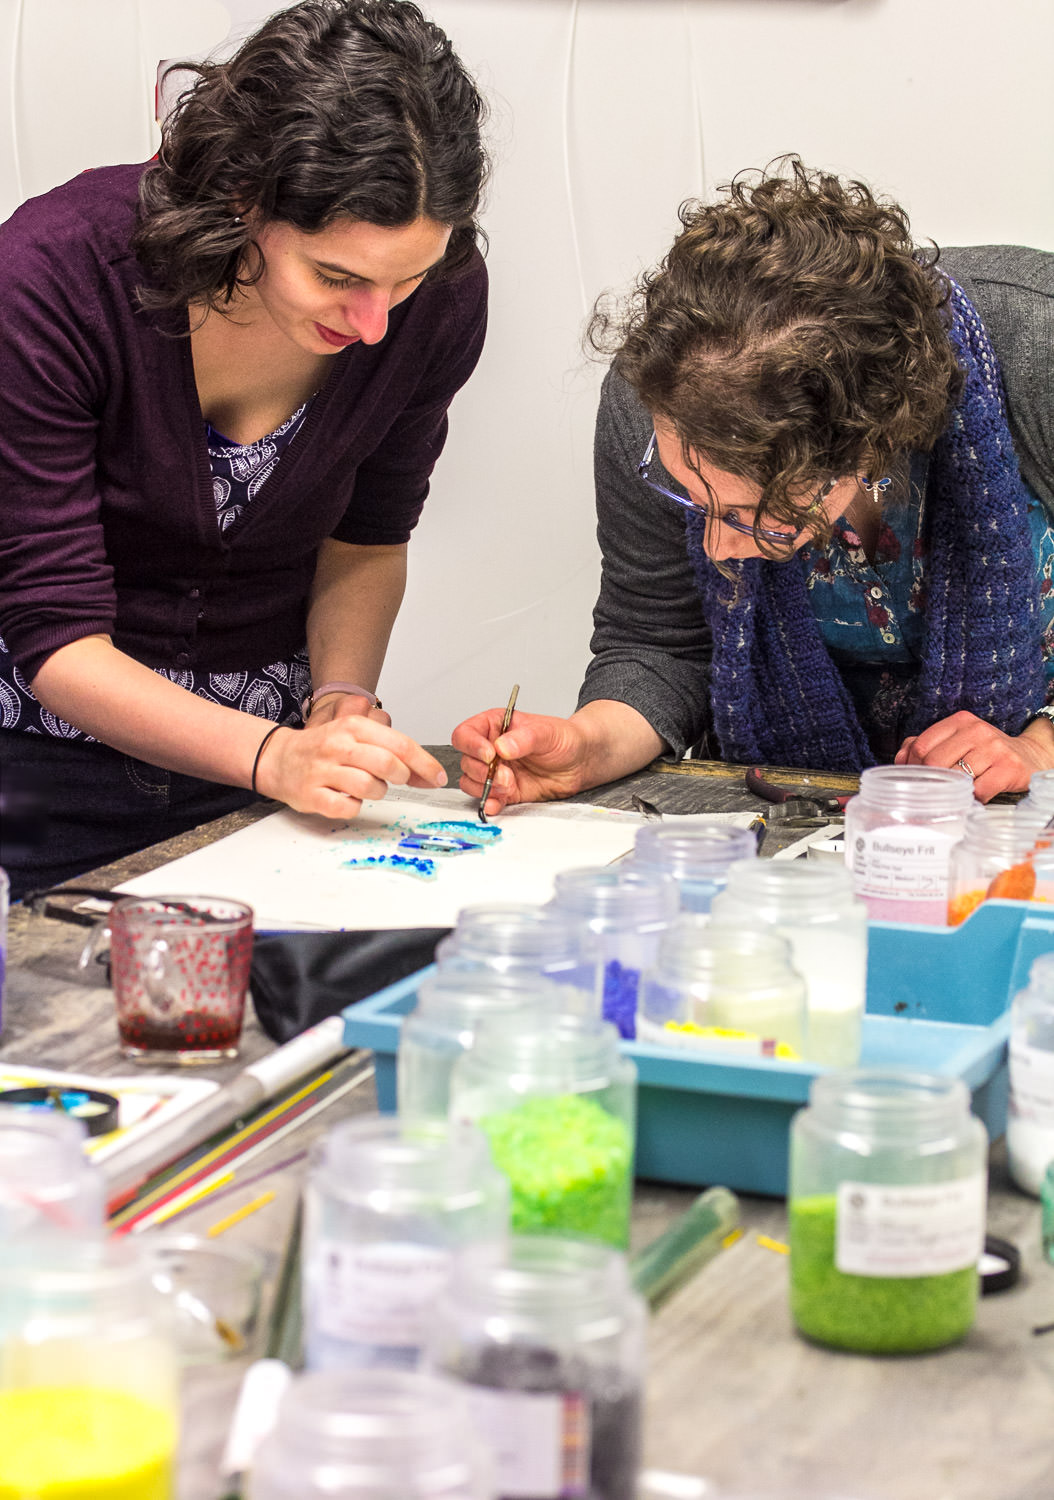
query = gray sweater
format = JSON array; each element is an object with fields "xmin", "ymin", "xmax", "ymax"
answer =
[{"xmin": 577, "ymin": 245, "xmax": 1054, "ymax": 758}]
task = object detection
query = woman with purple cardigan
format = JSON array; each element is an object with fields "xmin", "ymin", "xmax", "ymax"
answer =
[{"xmin": 0, "ymin": 0, "xmax": 488, "ymax": 899}]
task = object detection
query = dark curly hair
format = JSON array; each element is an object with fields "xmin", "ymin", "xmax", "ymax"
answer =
[
  {"xmin": 134, "ymin": 0, "xmax": 488, "ymax": 313},
  {"xmin": 588, "ymin": 157, "xmax": 963, "ymax": 550}
]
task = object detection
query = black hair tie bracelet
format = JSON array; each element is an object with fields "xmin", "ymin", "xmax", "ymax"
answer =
[{"xmin": 251, "ymin": 723, "xmax": 284, "ymax": 796}]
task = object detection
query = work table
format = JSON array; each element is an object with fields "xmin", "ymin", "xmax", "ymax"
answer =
[{"xmin": 5, "ymin": 753, "xmax": 1052, "ymax": 1500}]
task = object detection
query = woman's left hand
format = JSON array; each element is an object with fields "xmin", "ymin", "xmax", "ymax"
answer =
[
  {"xmin": 895, "ymin": 710, "xmax": 1054, "ymax": 801},
  {"xmin": 306, "ymin": 692, "xmax": 392, "ymax": 729}
]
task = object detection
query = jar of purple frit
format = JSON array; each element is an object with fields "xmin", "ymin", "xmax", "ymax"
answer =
[
  {"xmin": 427, "ymin": 1235, "xmax": 645, "ymax": 1500},
  {"xmin": 548, "ymin": 867, "xmax": 678, "ymax": 1038}
]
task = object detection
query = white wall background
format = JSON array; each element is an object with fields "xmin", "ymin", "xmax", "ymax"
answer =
[{"xmin": 1, "ymin": 0, "xmax": 1052, "ymax": 742}]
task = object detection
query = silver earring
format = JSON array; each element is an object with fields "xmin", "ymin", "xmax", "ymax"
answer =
[
  {"xmin": 860, "ymin": 474, "xmax": 892, "ymax": 505},
  {"xmin": 232, "ymin": 214, "xmax": 244, "ymax": 226}
]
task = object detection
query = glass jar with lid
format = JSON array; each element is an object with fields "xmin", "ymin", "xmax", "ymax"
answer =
[
  {"xmin": 427, "ymin": 1236, "xmax": 645, "ymax": 1500},
  {"xmin": 248, "ymin": 1368, "xmax": 495, "ymax": 1500},
  {"xmin": 303, "ymin": 1117, "xmax": 508, "ymax": 1372},
  {"xmin": 947, "ymin": 804, "xmax": 1049, "ymax": 925},
  {"xmin": 0, "ymin": 1239, "xmax": 179, "ymax": 1498},
  {"xmin": 788, "ymin": 1068, "xmax": 987, "ymax": 1353},
  {"xmin": 398, "ymin": 970, "xmax": 564, "ymax": 1120},
  {"xmin": 434, "ymin": 904, "xmax": 591, "ymax": 1011},
  {"xmin": 709, "ymin": 860, "xmax": 866, "ymax": 1067},
  {"xmin": 637, "ymin": 916, "xmax": 806, "ymax": 1058},
  {"xmin": 0, "ymin": 1107, "xmax": 106, "ymax": 1251},
  {"xmin": 628, "ymin": 822, "xmax": 757, "ymax": 913},
  {"xmin": 1007, "ymin": 952, "xmax": 1054, "ymax": 1196},
  {"xmin": 548, "ymin": 866, "xmax": 678, "ymax": 1038},
  {"xmin": 843, "ymin": 764, "xmax": 974, "ymax": 924},
  {"xmin": 1023, "ymin": 768, "xmax": 1054, "ymax": 819},
  {"xmin": 449, "ymin": 1013, "xmax": 636, "ymax": 1249}
]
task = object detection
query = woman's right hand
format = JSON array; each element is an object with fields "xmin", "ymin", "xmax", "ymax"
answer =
[
  {"xmin": 451, "ymin": 708, "xmax": 590, "ymax": 814},
  {"xmin": 253, "ymin": 715, "xmax": 447, "ymax": 819}
]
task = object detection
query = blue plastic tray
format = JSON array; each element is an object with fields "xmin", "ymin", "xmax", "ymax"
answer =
[{"xmin": 341, "ymin": 902, "xmax": 1054, "ymax": 1196}]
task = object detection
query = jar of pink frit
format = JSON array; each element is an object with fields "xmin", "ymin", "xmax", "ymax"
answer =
[{"xmin": 844, "ymin": 766, "xmax": 974, "ymax": 925}]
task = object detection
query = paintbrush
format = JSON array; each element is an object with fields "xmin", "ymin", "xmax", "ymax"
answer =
[
  {"xmin": 101, "ymin": 1014, "xmax": 349, "ymax": 1210},
  {"xmin": 478, "ymin": 683, "xmax": 519, "ymax": 824}
]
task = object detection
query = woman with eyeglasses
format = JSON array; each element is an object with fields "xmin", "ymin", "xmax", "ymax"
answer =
[
  {"xmin": 0, "ymin": 0, "xmax": 488, "ymax": 899},
  {"xmin": 454, "ymin": 159, "xmax": 1054, "ymax": 810}
]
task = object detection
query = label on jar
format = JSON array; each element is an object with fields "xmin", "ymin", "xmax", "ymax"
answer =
[
  {"xmin": 313, "ymin": 1239, "xmax": 449, "ymax": 1348},
  {"xmin": 848, "ymin": 825, "xmax": 957, "ymax": 922},
  {"xmin": 1009, "ymin": 1037, "xmax": 1054, "ymax": 1127},
  {"xmin": 461, "ymin": 1386, "xmax": 590, "ymax": 1498},
  {"xmin": 834, "ymin": 1175, "xmax": 985, "ymax": 1277}
]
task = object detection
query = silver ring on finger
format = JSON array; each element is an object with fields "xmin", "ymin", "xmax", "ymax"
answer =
[{"xmin": 956, "ymin": 757, "xmax": 975, "ymax": 778}]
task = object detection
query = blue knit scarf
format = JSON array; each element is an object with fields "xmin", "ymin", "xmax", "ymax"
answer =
[{"xmin": 684, "ymin": 279, "xmax": 1044, "ymax": 771}]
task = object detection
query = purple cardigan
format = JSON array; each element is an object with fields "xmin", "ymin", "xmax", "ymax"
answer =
[{"xmin": 0, "ymin": 162, "xmax": 488, "ymax": 681}]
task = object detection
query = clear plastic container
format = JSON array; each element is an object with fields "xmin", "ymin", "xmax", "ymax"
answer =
[
  {"xmin": 843, "ymin": 764, "xmax": 974, "ymax": 924},
  {"xmin": 0, "ymin": 1107, "xmax": 106, "ymax": 1250},
  {"xmin": 434, "ymin": 904, "xmax": 591, "ymax": 1011},
  {"xmin": 449, "ymin": 1013, "xmax": 636, "ymax": 1249},
  {"xmin": 0, "ymin": 1239, "xmax": 179, "ymax": 1497},
  {"xmin": 1007, "ymin": 952, "xmax": 1054, "ymax": 1195},
  {"xmin": 398, "ymin": 970, "xmax": 565, "ymax": 1120},
  {"xmin": 548, "ymin": 866, "xmax": 678, "ymax": 1038},
  {"xmin": 947, "ymin": 804, "xmax": 1050, "ymax": 925},
  {"xmin": 788, "ymin": 1069, "xmax": 987, "ymax": 1353},
  {"xmin": 628, "ymin": 822, "xmax": 757, "ymax": 913},
  {"xmin": 303, "ymin": 1117, "xmax": 508, "ymax": 1372},
  {"xmin": 248, "ymin": 1368, "xmax": 495, "ymax": 1500},
  {"xmin": 427, "ymin": 1236, "xmax": 645, "ymax": 1500},
  {"xmin": 636, "ymin": 916, "xmax": 806, "ymax": 1058},
  {"xmin": 709, "ymin": 861, "xmax": 867, "ymax": 1067},
  {"xmin": 1024, "ymin": 768, "xmax": 1054, "ymax": 818}
]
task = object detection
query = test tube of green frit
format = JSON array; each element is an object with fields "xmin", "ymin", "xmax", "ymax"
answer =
[
  {"xmin": 302, "ymin": 1116, "xmax": 509, "ymax": 1374},
  {"xmin": 432, "ymin": 903, "xmax": 594, "ymax": 1013},
  {"xmin": 448, "ymin": 1011, "xmax": 637, "ymax": 1250},
  {"xmin": 788, "ymin": 1068, "xmax": 988, "ymax": 1354},
  {"xmin": 635, "ymin": 916, "xmax": 806, "ymax": 1061},
  {"xmin": 548, "ymin": 865, "xmax": 679, "ymax": 1039},
  {"xmin": 426, "ymin": 1235, "xmax": 645, "ymax": 1500},
  {"xmin": 397, "ymin": 969, "xmax": 565, "ymax": 1121}
]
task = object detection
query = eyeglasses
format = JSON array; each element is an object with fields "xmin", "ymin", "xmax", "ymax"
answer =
[{"xmin": 637, "ymin": 431, "xmax": 839, "ymax": 546}]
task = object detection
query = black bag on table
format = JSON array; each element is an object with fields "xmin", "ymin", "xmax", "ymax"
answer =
[{"xmin": 250, "ymin": 928, "xmax": 451, "ymax": 1044}]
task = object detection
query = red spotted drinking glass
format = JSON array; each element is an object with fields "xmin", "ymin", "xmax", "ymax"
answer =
[{"xmin": 90, "ymin": 895, "xmax": 254, "ymax": 1063}]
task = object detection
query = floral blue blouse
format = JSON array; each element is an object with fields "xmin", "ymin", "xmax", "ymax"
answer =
[{"xmin": 799, "ymin": 454, "xmax": 1054, "ymax": 760}]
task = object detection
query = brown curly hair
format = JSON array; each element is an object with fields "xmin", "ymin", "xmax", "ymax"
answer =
[{"xmin": 588, "ymin": 157, "xmax": 963, "ymax": 549}]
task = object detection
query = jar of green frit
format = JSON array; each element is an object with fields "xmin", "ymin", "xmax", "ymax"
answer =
[
  {"xmin": 788, "ymin": 1069, "xmax": 987, "ymax": 1354},
  {"xmin": 448, "ymin": 1013, "xmax": 636, "ymax": 1249}
]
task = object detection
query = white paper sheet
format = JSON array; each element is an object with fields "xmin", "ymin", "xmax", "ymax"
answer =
[{"xmin": 117, "ymin": 788, "xmax": 652, "ymax": 931}]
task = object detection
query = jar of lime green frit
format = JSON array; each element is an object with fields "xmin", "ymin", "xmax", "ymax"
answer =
[
  {"xmin": 448, "ymin": 1013, "xmax": 636, "ymax": 1250},
  {"xmin": 788, "ymin": 1069, "xmax": 987, "ymax": 1354}
]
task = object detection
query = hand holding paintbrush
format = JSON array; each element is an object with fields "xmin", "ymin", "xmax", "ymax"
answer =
[
  {"xmin": 452, "ymin": 696, "xmax": 660, "ymax": 811},
  {"xmin": 478, "ymin": 684, "xmax": 520, "ymax": 822}
]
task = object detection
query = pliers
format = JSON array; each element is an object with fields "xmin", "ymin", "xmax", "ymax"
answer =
[{"xmin": 744, "ymin": 766, "xmax": 852, "ymax": 824}]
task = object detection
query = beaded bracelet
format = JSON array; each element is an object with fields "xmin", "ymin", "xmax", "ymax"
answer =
[
  {"xmin": 251, "ymin": 723, "xmax": 284, "ymax": 796},
  {"xmin": 302, "ymin": 681, "xmax": 382, "ymax": 717}
]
